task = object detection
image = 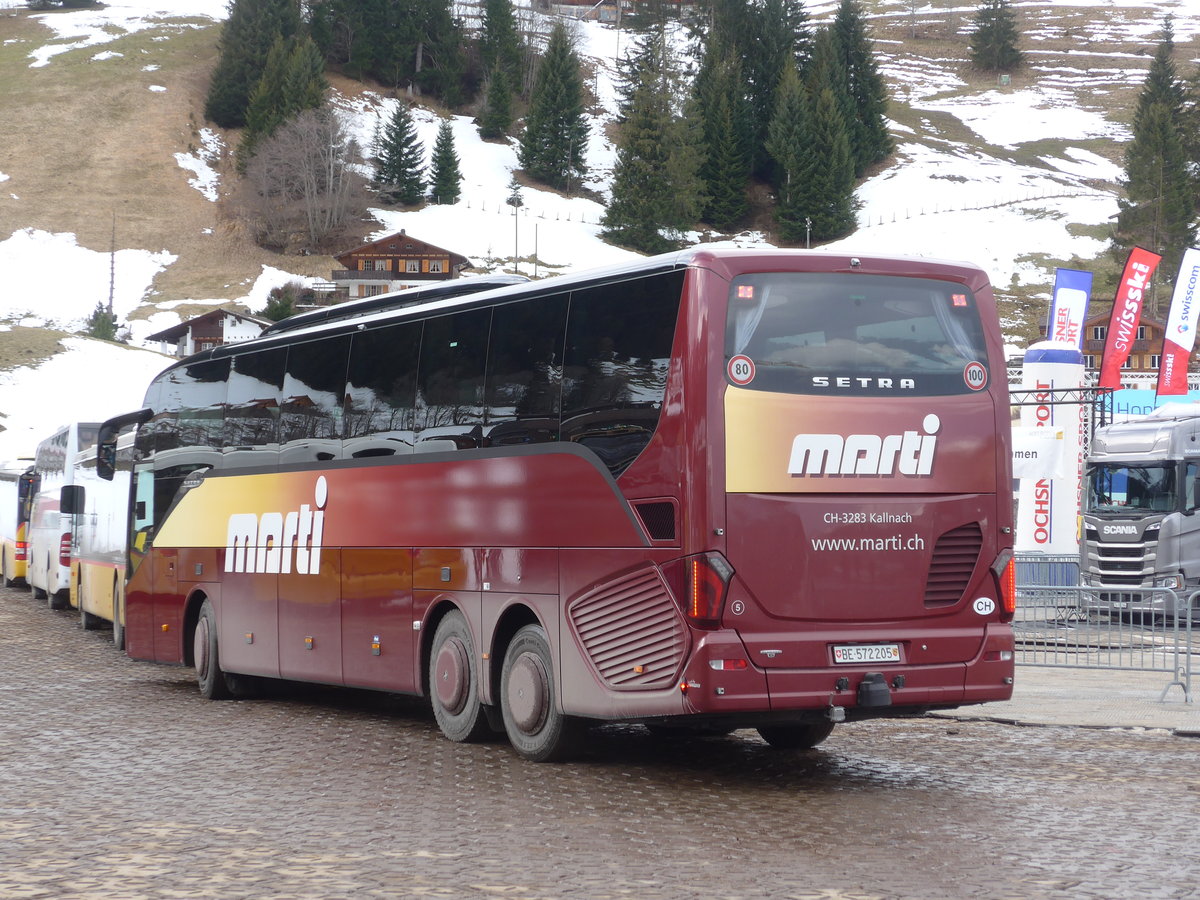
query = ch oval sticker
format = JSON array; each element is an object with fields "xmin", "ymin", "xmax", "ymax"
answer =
[
  {"xmin": 728, "ymin": 355, "xmax": 756, "ymax": 386},
  {"xmin": 973, "ymin": 597, "xmax": 996, "ymax": 616}
]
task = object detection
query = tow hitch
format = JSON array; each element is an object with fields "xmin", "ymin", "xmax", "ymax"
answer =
[{"xmin": 857, "ymin": 672, "xmax": 892, "ymax": 708}]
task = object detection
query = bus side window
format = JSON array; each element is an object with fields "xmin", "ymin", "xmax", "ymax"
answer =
[
  {"xmin": 561, "ymin": 271, "xmax": 684, "ymax": 476},
  {"xmin": 416, "ymin": 309, "xmax": 491, "ymax": 449},
  {"xmin": 280, "ymin": 336, "xmax": 351, "ymax": 462},
  {"xmin": 485, "ymin": 295, "xmax": 567, "ymax": 446},
  {"xmin": 344, "ymin": 322, "xmax": 422, "ymax": 458},
  {"xmin": 225, "ymin": 348, "xmax": 286, "ymax": 469},
  {"xmin": 173, "ymin": 358, "xmax": 230, "ymax": 454}
]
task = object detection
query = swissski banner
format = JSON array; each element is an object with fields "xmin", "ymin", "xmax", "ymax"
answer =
[
  {"xmin": 1047, "ymin": 268, "xmax": 1092, "ymax": 348},
  {"xmin": 1156, "ymin": 247, "xmax": 1200, "ymax": 396},
  {"xmin": 1098, "ymin": 246, "xmax": 1163, "ymax": 389}
]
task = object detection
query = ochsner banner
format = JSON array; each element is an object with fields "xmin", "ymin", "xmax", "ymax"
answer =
[
  {"xmin": 1098, "ymin": 246, "xmax": 1163, "ymax": 389},
  {"xmin": 1015, "ymin": 342, "xmax": 1085, "ymax": 555},
  {"xmin": 1156, "ymin": 247, "xmax": 1200, "ymax": 397},
  {"xmin": 1048, "ymin": 268, "xmax": 1093, "ymax": 348}
]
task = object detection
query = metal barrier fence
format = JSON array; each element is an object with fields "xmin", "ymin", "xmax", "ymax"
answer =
[{"xmin": 1013, "ymin": 571, "xmax": 1195, "ymax": 701}]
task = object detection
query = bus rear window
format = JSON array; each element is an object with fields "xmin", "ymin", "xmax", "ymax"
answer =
[{"xmin": 725, "ymin": 272, "xmax": 990, "ymax": 396}]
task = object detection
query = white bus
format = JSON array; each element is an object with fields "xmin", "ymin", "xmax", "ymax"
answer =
[
  {"xmin": 69, "ymin": 429, "xmax": 136, "ymax": 645},
  {"xmin": 27, "ymin": 422, "xmax": 100, "ymax": 608}
]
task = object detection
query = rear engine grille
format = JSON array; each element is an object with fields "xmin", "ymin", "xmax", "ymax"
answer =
[
  {"xmin": 924, "ymin": 522, "xmax": 983, "ymax": 606},
  {"xmin": 567, "ymin": 566, "xmax": 688, "ymax": 690}
]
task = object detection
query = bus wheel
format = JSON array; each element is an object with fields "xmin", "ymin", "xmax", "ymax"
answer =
[
  {"xmin": 756, "ymin": 721, "xmax": 836, "ymax": 750},
  {"xmin": 500, "ymin": 624, "xmax": 582, "ymax": 762},
  {"xmin": 429, "ymin": 611, "xmax": 491, "ymax": 743},
  {"xmin": 194, "ymin": 599, "xmax": 232, "ymax": 700}
]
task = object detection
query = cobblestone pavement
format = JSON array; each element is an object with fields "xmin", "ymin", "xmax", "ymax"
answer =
[{"xmin": 2, "ymin": 585, "xmax": 1199, "ymax": 900}]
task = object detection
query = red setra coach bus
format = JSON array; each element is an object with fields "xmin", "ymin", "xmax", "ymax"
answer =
[{"xmin": 97, "ymin": 248, "xmax": 1016, "ymax": 761}]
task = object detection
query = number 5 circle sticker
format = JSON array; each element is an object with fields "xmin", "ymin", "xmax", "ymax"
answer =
[
  {"xmin": 963, "ymin": 361, "xmax": 987, "ymax": 391},
  {"xmin": 728, "ymin": 354, "xmax": 756, "ymax": 386}
]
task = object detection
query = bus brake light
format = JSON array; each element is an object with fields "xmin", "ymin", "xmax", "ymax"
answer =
[
  {"xmin": 59, "ymin": 533, "xmax": 72, "ymax": 568},
  {"xmin": 15, "ymin": 541, "xmax": 27, "ymax": 562},
  {"xmin": 998, "ymin": 556, "xmax": 1016, "ymax": 621},
  {"xmin": 686, "ymin": 553, "xmax": 733, "ymax": 629}
]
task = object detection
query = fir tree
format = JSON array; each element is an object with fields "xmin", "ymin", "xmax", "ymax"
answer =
[
  {"xmin": 802, "ymin": 82, "xmax": 858, "ymax": 241},
  {"xmin": 968, "ymin": 0, "xmax": 1024, "ymax": 72},
  {"xmin": 765, "ymin": 64, "xmax": 812, "ymax": 245},
  {"xmin": 237, "ymin": 35, "xmax": 328, "ymax": 169},
  {"xmin": 519, "ymin": 22, "xmax": 589, "ymax": 192},
  {"xmin": 205, "ymin": 0, "xmax": 302, "ymax": 128},
  {"xmin": 428, "ymin": 120, "xmax": 462, "ymax": 204},
  {"xmin": 1117, "ymin": 23, "xmax": 1196, "ymax": 279},
  {"xmin": 694, "ymin": 52, "xmax": 752, "ymax": 229},
  {"xmin": 832, "ymin": 0, "xmax": 893, "ymax": 176},
  {"xmin": 478, "ymin": 65, "xmax": 515, "ymax": 139},
  {"xmin": 480, "ymin": 0, "xmax": 523, "ymax": 78},
  {"xmin": 84, "ymin": 302, "xmax": 117, "ymax": 341},
  {"xmin": 375, "ymin": 102, "xmax": 426, "ymax": 205},
  {"xmin": 602, "ymin": 68, "xmax": 705, "ymax": 254}
]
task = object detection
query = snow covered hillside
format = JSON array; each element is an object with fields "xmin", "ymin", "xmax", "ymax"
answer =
[{"xmin": 0, "ymin": 0, "xmax": 1196, "ymax": 459}]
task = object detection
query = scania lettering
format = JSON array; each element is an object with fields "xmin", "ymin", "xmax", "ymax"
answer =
[
  {"xmin": 1080, "ymin": 405, "xmax": 1200, "ymax": 620},
  {"xmin": 98, "ymin": 249, "xmax": 1016, "ymax": 762}
]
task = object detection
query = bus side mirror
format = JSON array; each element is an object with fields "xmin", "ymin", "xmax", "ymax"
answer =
[
  {"xmin": 60, "ymin": 484, "xmax": 84, "ymax": 515},
  {"xmin": 97, "ymin": 407, "xmax": 153, "ymax": 481}
]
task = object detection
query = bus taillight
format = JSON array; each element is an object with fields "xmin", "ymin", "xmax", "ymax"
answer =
[
  {"xmin": 667, "ymin": 552, "xmax": 733, "ymax": 629},
  {"xmin": 59, "ymin": 533, "xmax": 72, "ymax": 568},
  {"xmin": 15, "ymin": 541, "xmax": 27, "ymax": 563},
  {"xmin": 993, "ymin": 550, "xmax": 1016, "ymax": 622}
]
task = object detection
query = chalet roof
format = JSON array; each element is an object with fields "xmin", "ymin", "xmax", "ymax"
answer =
[
  {"xmin": 145, "ymin": 308, "xmax": 271, "ymax": 343},
  {"xmin": 335, "ymin": 229, "xmax": 468, "ymax": 269}
]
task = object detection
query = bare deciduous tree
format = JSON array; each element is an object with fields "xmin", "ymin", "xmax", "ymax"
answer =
[{"xmin": 238, "ymin": 108, "xmax": 370, "ymax": 253}]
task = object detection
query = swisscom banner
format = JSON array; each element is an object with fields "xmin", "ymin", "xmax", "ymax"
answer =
[
  {"xmin": 1098, "ymin": 246, "xmax": 1163, "ymax": 389},
  {"xmin": 1047, "ymin": 268, "xmax": 1092, "ymax": 348},
  {"xmin": 1156, "ymin": 247, "xmax": 1200, "ymax": 396}
]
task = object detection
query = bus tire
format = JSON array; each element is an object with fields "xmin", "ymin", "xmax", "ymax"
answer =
[
  {"xmin": 194, "ymin": 599, "xmax": 232, "ymax": 700},
  {"xmin": 48, "ymin": 588, "xmax": 69, "ymax": 611},
  {"xmin": 429, "ymin": 610, "xmax": 491, "ymax": 743},
  {"xmin": 500, "ymin": 624, "xmax": 582, "ymax": 762},
  {"xmin": 756, "ymin": 721, "xmax": 836, "ymax": 750}
]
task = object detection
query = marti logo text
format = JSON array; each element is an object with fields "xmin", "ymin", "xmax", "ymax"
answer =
[
  {"xmin": 225, "ymin": 477, "xmax": 328, "ymax": 575},
  {"xmin": 788, "ymin": 415, "xmax": 940, "ymax": 477}
]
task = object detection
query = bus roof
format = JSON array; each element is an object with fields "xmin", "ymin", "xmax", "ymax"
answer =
[{"xmin": 152, "ymin": 247, "xmax": 991, "ymax": 378}]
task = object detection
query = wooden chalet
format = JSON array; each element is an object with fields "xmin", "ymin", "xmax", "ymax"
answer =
[
  {"xmin": 145, "ymin": 308, "xmax": 272, "ymax": 359},
  {"xmin": 1080, "ymin": 310, "xmax": 1168, "ymax": 375},
  {"xmin": 332, "ymin": 230, "xmax": 469, "ymax": 299}
]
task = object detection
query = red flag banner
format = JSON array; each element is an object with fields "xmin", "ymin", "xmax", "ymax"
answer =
[
  {"xmin": 1098, "ymin": 246, "xmax": 1163, "ymax": 389},
  {"xmin": 1156, "ymin": 247, "xmax": 1200, "ymax": 396}
]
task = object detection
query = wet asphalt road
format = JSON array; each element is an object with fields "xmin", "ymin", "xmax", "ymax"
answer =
[{"xmin": 2, "ymin": 584, "xmax": 1198, "ymax": 900}]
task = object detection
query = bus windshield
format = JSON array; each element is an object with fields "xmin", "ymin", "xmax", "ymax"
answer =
[
  {"xmin": 725, "ymin": 272, "xmax": 989, "ymax": 395},
  {"xmin": 1085, "ymin": 463, "xmax": 1177, "ymax": 513}
]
